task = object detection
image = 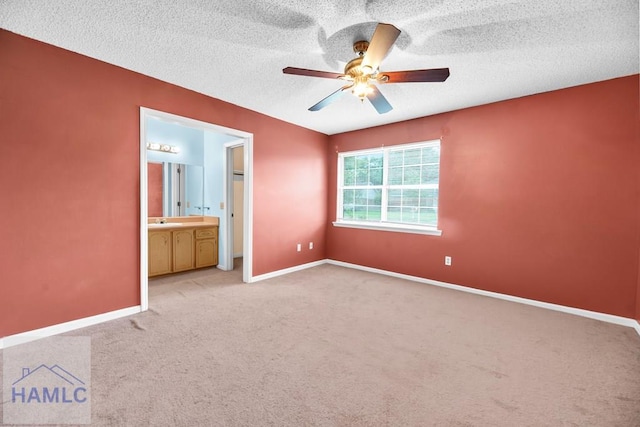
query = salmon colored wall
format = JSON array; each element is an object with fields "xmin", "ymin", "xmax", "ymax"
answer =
[
  {"xmin": 0, "ymin": 30, "xmax": 328, "ymax": 337},
  {"xmin": 327, "ymin": 76, "xmax": 640, "ymax": 319},
  {"xmin": 252, "ymin": 118, "xmax": 328, "ymax": 274}
]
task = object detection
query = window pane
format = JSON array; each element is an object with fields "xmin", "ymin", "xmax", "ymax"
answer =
[
  {"xmin": 387, "ymin": 206, "xmax": 401, "ymax": 222},
  {"xmin": 343, "ymin": 169, "xmax": 355, "ymax": 186},
  {"xmin": 402, "ymin": 207, "xmax": 420, "ymax": 223},
  {"xmin": 346, "ymin": 154, "xmax": 385, "ymax": 186},
  {"xmin": 404, "ymin": 149, "xmax": 421, "ymax": 166},
  {"xmin": 369, "ymin": 154, "xmax": 383, "ymax": 168},
  {"xmin": 369, "ymin": 188, "xmax": 382, "ymax": 205},
  {"xmin": 354, "ymin": 189, "xmax": 368, "ymax": 204},
  {"xmin": 367, "ymin": 205, "xmax": 381, "ymax": 220},
  {"xmin": 389, "ymin": 151, "xmax": 403, "ymax": 167},
  {"xmin": 355, "ymin": 155, "xmax": 369, "ymax": 169},
  {"xmin": 388, "ymin": 189, "xmax": 401, "ymax": 206},
  {"xmin": 353, "ymin": 205, "xmax": 366, "ymax": 220},
  {"xmin": 420, "ymin": 165, "xmax": 439, "ymax": 185},
  {"xmin": 343, "ymin": 189, "xmax": 355, "ymax": 205},
  {"xmin": 419, "ymin": 189, "xmax": 438, "ymax": 207},
  {"xmin": 388, "ymin": 167, "xmax": 402, "ymax": 185},
  {"xmin": 356, "ymin": 169, "xmax": 369, "ymax": 185},
  {"xmin": 352, "ymin": 188, "xmax": 382, "ymax": 221},
  {"xmin": 403, "ymin": 166, "xmax": 421, "ymax": 185},
  {"xmin": 386, "ymin": 189, "xmax": 424, "ymax": 223},
  {"xmin": 343, "ymin": 207, "xmax": 354, "ymax": 219},
  {"xmin": 421, "ymin": 146, "xmax": 440, "ymax": 163},
  {"xmin": 403, "ymin": 189, "xmax": 419, "ymax": 207},
  {"xmin": 342, "ymin": 189, "xmax": 355, "ymax": 219},
  {"xmin": 343, "ymin": 156, "xmax": 355, "ymax": 170},
  {"xmin": 369, "ymin": 167, "xmax": 383, "ymax": 185}
]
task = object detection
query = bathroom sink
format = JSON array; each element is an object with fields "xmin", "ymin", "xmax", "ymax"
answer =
[{"xmin": 148, "ymin": 222, "xmax": 183, "ymax": 228}]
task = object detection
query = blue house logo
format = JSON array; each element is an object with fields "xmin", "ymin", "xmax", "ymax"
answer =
[{"xmin": 12, "ymin": 365, "xmax": 88, "ymax": 404}]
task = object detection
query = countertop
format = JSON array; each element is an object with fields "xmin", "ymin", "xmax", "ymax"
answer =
[{"xmin": 147, "ymin": 216, "xmax": 219, "ymax": 231}]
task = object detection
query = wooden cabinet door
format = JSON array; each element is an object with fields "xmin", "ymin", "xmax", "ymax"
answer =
[
  {"xmin": 195, "ymin": 238, "xmax": 218, "ymax": 268},
  {"xmin": 173, "ymin": 229, "xmax": 195, "ymax": 272},
  {"xmin": 148, "ymin": 231, "xmax": 172, "ymax": 277}
]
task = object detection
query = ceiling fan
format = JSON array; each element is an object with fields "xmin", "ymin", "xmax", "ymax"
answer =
[{"xmin": 283, "ymin": 23, "xmax": 450, "ymax": 114}]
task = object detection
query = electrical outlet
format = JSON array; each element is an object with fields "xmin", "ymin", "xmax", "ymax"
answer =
[
  {"xmin": 309, "ymin": 242, "xmax": 313, "ymax": 250},
  {"xmin": 445, "ymin": 256, "xmax": 452, "ymax": 266},
  {"xmin": 296, "ymin": 243, "xmax": 301, "ymax": 252}
]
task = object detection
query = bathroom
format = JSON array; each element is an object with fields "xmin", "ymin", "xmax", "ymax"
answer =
[{"xmin": 145, "ymin": 113, "xmax": 246, "ymax": 278}]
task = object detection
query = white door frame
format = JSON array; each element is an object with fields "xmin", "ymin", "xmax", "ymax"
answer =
[{"xmin": 139, "ymin": 107, "xmax": 254, "ymax": 311}]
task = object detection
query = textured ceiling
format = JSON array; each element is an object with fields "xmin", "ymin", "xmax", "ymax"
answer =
[{"xmin": 1, "ymin": 0, "xmax": 638, "ymax": 135}]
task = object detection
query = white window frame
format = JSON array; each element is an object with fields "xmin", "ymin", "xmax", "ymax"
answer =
[{"xmin": 333, "ymin": 139, "xmax": 442, "ymax": 236}]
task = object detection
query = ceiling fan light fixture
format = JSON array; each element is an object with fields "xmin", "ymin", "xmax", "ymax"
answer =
[{"xmin": 352, "ymin": 77, "xmax": 373, "ymax": 99}]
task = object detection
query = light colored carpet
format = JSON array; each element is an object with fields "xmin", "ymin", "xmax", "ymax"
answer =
[{"xmin": 4, "ymin": 262, "xmax": 640, "ymax": 426}]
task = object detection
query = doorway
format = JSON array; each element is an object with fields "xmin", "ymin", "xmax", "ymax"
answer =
[
  {"xmin": 139, "ymin": 107, "xmax": 254, "ymax": 311},
  {"xmin": 224, "ymin": 142, "xmax": 245, "ymax": 269}
]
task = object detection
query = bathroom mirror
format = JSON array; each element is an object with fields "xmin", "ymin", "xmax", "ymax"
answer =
[
  {"xmin": 184, "ymin": 164, "xmax": 205, "ymax": 216},
  {"xmin": 147, "ymin": 161, "xmax": 205, "ymax": 217}
]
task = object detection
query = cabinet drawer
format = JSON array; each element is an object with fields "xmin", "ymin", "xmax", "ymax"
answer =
[{"xmin": 195, "ymin": 228, "xmax": 217, "ymax": 239}]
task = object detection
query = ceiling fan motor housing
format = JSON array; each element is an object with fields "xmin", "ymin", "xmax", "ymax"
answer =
[
  {"xmin": 344, "ymin": 56, "xmax": 365, "ymax": 78},
  {"xmin": 353, "ymin": 40, "xmax": 369, "ymax": 56},
  {"xmin": 347, "ymin": 41, "xmax": 378, "ymax": 78}
]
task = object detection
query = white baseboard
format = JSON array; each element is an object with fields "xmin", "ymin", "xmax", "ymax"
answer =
[
  {"xmin": 250, "ymin": 259, "xmax": 328, "ymax": 283},
  {"xmin": 328, "ymin": 260, "xmax": 640, "ymax": 337},
  {"xmin": 0, "ymin": 306, "xmax": 141, "ymax": 349}
]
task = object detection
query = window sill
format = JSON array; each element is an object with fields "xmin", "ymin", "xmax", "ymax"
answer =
[{"xmin": 332, "ymin": 221, "xmax": 442, "ymax": 236}]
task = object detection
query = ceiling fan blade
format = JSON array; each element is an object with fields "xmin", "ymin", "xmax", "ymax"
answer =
[
  {"xmin": 380, "ymin": 68, "xmax": 450, "ymax": 83},
  {"xmin": 283, "ymin": 67, "xmax": 344, "ymax": 79},
  {"xmin": 368, "ymin": 85, "xmax": 393, "ymax": 114},
  {"xmin": 309, "ymin": 85, "xmax": 352, "ymax": 111},
  {"xmin": 361, "ymin": 23, "xmax": 401, "ymax": 71}
]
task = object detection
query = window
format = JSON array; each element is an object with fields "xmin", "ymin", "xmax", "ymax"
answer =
[{"xmin": 335, "ymin": 140, "xmax": 441, "ymax": 235}]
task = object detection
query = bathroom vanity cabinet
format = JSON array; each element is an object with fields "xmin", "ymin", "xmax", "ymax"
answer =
[
  {"xmin": 195, "ymin": 228, "xmax": 218, "ymax": 268},
  {"xmin": 147, "ymin": 216, "xmax": 219, "ymax": 277},
  {"xmin": 148, "ymin": 230, "xmax": 172, "ymax": 276},
  {"xmin": 172, "ymin": 229, "xmax": 196, "ymax": 272}
]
